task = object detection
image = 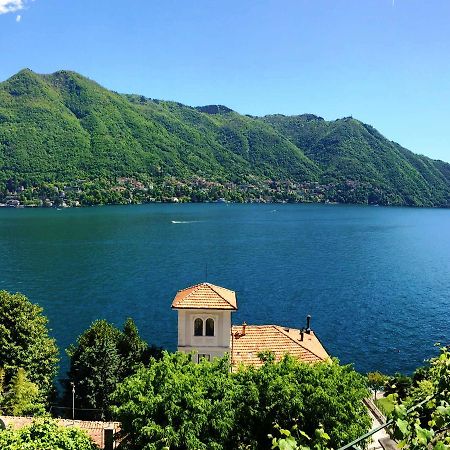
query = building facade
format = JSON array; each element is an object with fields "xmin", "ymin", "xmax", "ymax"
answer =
[
  {"xmin": 172, "ymin": 282, "xmax": 330, "ymax": 366},
  {"xmin": 171, "ymin": 282, "xmax": 237, "ymax": 362}
]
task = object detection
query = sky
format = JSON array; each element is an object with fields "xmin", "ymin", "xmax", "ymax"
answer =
[{"xmin": 1, "ymin": 0, "xmax": 449, "ymax": 162}]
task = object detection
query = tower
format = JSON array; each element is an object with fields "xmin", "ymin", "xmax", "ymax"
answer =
[{"xmin": 171, "ymin": 282, "xmax": 238, "ymax": 362}]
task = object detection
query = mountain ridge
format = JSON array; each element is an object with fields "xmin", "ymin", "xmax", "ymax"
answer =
[{"xmin": 1, "ymin": 69, "xmax": 449, "ymax": 207}]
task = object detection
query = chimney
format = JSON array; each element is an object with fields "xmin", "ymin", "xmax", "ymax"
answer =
[
  {"xmin": 242, "ymin": 322, "xmax": 247, "ymax": 336},
  {"xmin": 306, "ymin": 315, "xmax": 311, "ymax": 334},
  {"xmin": 300, "ymin": 330, "xmax": 304, "ymax": 341}
]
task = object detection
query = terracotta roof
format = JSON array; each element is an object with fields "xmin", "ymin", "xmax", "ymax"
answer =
[
  {"xmin": 230, "ymin": 324, "xmax": 329, "ymax": 368},
  {"xmin": 0, "ymin": 416, "xmax": 120, "ymax": 448},
  {"xmin": 171, "ymin": 282, "xmax": 237, "ymax": 310}
]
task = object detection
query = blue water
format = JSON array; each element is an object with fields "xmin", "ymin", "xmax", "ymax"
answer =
[{"xmin": 0, "ymin": 203, "xmax": 449, "ymax": 376}]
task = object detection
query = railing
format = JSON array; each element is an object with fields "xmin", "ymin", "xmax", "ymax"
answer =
[{"xmin": 337, "ymin": 393, "xmax": 437, "ymax": 450}]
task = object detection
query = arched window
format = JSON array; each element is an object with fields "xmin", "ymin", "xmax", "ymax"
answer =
[
  {"xmin": 205, "ymin": 318, "xmax": 214, "ymax": 336},
  {"xmin": 194, "ymin": 318, "xmax": 203, "ymax": 336}
]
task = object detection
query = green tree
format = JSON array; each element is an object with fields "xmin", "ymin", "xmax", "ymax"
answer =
[
  {"xmin": 367, "ymin": 371, "xmax": 388, "ymax": 399},
  {"xmin": 65, "ymin": 318, "xmax": 159, "ymax": 420},
  {"xmin": 112, "ymin": 351, "xmax": 236, "ymax": 450},
  {"xmin": 0, "ymin": 418, "xmax": 97, "ymax": 450},
  {"xmin": 1, "ymin": 368, "xmax": 43, "ymax": 416},
  {"xmin": 384, "ymin": 372, "xmax": 412, "ymax": 400},
  {"xmin": 229, "ymin": 355, "xmax": 371, "ymax": 449},
  {"xmin": 112, "ymin": 352, "xmax": 371, "ymax": 450},
  {"xmin": 0, "ymin": 291, "xmax": 59, "ymax": 401}
]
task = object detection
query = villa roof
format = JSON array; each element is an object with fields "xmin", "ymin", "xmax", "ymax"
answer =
[
  {"xmin": 230, "ymin": 324, "xmax": 329, "ymax": 368},
  {"xmin": 171, "ymin": 282, "xmax": 238, "ymax": 310}
]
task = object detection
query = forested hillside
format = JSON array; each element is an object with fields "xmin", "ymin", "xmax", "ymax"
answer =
[
  {"xmin": 262, "ymin": 114, "xmax": 450, "ymax": 206},
  {"xmin": 1, "ymin": 69, "xmax": 449, "ymax": 207}
]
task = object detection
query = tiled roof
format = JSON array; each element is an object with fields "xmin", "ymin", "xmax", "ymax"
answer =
[
  {"xmin": 230, "ymin": 324, "xmax": 329, "ymax": 368},
  {"xmin": 0, "ymin": 416, "xmax": 120, "ymax": 448},
  {"xmin": 171, "ymin": 282, "xmax": 237, "ymax": 310}
]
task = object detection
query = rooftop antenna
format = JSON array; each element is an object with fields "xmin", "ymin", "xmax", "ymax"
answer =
[{"xmin": 205, "ymin": 263, "xmax": 208, "ymax": 282}]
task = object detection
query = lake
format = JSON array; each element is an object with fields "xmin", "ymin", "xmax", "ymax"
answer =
[{"xmin": 1, "ymin": 203, "xmax": 449, "ymax": 377}]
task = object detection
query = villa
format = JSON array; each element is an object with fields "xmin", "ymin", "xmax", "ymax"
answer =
[{"xmin": 171, "ymin": 282, "xmax": 329, "ymax": 367}]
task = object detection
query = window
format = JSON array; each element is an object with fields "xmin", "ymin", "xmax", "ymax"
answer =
[
  {"xmin": 198, "ymin": 353, "xmax": 210, "ymax": 362},
  {"xmin": 205, "ymin": 318, "xmax": 215, "ymax": 336},
  {"xmin": 194, "ymin": 318, "xmax": 203, "ymax": 336}
]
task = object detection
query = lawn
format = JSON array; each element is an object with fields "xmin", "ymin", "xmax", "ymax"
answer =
[{"xmin": 375, "ymin": 395, "xmax": 395, "ymax": 416}]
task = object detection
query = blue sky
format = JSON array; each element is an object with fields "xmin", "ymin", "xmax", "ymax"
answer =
[{"xmin": 1, "ymin": 0, "xmax": 449, "ymax": 162}]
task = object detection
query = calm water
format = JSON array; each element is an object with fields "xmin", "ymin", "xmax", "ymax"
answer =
[{"xmin": 0, "ymin": 203, "xmax": 449, "ymax": 376}]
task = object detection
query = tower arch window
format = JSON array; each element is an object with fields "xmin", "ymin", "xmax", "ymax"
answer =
[
  {"xmin": 194, "ymin": 318, "xmax": 203, "ymax": 336},
  {"xmin": 205, "ymin": 318, "xmax": 215, "ymax": 336}
]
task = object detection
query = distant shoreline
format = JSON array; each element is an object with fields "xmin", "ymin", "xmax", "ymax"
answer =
[{"xmin": 1, "ymin": 199, "xmax": 447, "ymax": 211}]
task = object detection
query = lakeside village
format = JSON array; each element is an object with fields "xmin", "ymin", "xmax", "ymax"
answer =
[
  {"xmin": 0, "ymin": 282, "xmax": 416, "ymax": 450},
  {"xmin": 0, "ymin": 176, "xmax": 397, "ymax": 208}
]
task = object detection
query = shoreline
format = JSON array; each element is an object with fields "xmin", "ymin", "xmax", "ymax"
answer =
[{"xmin": 0, "ymin": 199, "xmax": 447, "ymax": 211}]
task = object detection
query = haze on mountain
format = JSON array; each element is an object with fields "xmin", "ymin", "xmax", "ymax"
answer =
[{"xmin": 1, "ymin": 68, "xmax": 449, "ymax": 207}]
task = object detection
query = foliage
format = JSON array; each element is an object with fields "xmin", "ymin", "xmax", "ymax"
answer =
[
  {"xmin": 269, "ymin": 424, "xmax": 331, "ymax": 450},
  {"xmin": 390, "ymin": 346, "xmax": 450, "ymax": 449},
  {"xmin": 1, "ymin": 368, "xmax": 44, "ymax": 416},
  {"xmin": 111, "ymin": 352, "xmax": 371, "ymax": 450},
  {"xmin": 375, "ymin": 395, "xmax": 395, "ymax": 416},
  {"xmin": 111, "ymin": 352, "xmax": 235, "ymax": 450},
  {"xmin": 0, "ymin": 291, "xmax": 59, "ymax": 401},
  {"xmin": 367, "ymin": 371, "xmax": 388, "ymax": 399},
  {"xmin": 0, "ymin": 417, "xmax": 98, "ymax": 450},
  {"xmin": 1, "ymin": 69, "xmax": 450, "ymax": 207},
  {"xmin": 263, "ymin": 114, "xmax": 450, "ymax": 207},
  {"xmin": 65, "ymin": 318, "xmax": 161, "ymax": 420},
  {"xmin": 384, "ymin": 372, "xmax": 412, "ymax": 400},
  {"xmin": 229, "ymin": 355, "xmax": 370, "ymax": 449}
]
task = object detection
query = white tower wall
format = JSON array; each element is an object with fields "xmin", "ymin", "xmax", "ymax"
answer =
[{"xmin": 177, "ymin": 308, "xmax": 232, "ymax": 362}]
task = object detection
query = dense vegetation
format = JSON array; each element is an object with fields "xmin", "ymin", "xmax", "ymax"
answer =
[
  {"xmin": 64, "ymin": 318, "xmax": 162, "ymax": 420},
  {"xmin": 386, "ymin": 346, "xmax": 450, "ymax": 449},
  {"xmin": 1, "ymin": 69, "xmax": 450, "ymax": 207},
  {"xmin": 112, "ymin": 352, "xmax": 371, "ymax": 450},
  {"xmin": 1, "ymin": 289, "xmax": 449, "ymax": 449},
  {"xmin": 0, "ymin": 290, "xmax": 373, "ymax": 449},
  {"xmin": 0, "ymin": 418, "xmax": 98, "ymax": 450},
  {"xmin": 0, "ymin": 291, "xmax": 58, "ymax": 413},
  {"xmin": 274, "ymin": 346, "xmax": 450, "ymax": 449}
]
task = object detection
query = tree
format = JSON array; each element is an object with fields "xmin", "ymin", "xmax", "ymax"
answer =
[
  {"xmin": 111, "ymin": 351, "xmax": 236, "ymax": 450},
  {"xmin": 229, "ymin": 355, "xmax": 371, "ymax": 449},
  {"xmin": 0, "ymin": 418, "xmax": 97, "ymax": 450},
  {"xmin": 0, "ymin": 290, "xmax": 59, "ymax": 401},
  {"xmin": 367, "ymin": 371, "xmax": 388, "ymax": 399},
  {"xmin": 112, "ymin": 352, "xmax": 371, "ymax": 450},
  {"xmin": 1, "ymin": 368, "xmax": 43, "ymax": 416},
  {"xmin": 384, "ymin": 373, "xmax": 412, "ymax": 400},
  {"xmin": 65, "ymin": 318, "xmax": 160, "ymax": 420}
]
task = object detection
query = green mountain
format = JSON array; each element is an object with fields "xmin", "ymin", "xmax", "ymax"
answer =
[
  {"xmin": 261, "ymin": 114, "xmax": 450, "ymax": 206},
  {"xmin": 0, "ymin": 69, "xmax": 449, "ymax": 207}
]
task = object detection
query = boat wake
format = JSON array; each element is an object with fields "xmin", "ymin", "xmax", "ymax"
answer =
[{"xmin": 171, "ymin": 220, "xmax": 199, "ymax": 224}]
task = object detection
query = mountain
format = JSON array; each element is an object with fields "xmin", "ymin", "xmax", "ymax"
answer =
[
  {"xmin": 261, "ymin": 114, "xmax": 450, "ymax": 206},
  {"xmin": 0, "ymin": 69, "xmax": 449, "ymax": 207}
]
